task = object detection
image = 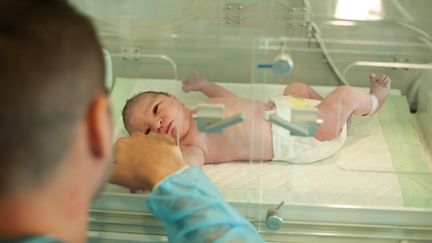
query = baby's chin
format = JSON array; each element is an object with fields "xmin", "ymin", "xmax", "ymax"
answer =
[{"xmin": 170, "ymin": 126, "xmax": 178, "ymax": 140}]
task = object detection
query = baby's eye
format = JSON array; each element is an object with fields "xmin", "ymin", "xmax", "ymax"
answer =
[
  {"xmin": 145, "ymin": 128, "xmax": 151, "ymax": 135},
  {"xmin": 153, "ymin": 104, "xmax": 158, "ymax": 114}
]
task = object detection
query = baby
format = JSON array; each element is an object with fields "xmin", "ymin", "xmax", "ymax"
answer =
[{"xmin": 122, "ymin": 71, "xmax": 391, "ymax": 166}]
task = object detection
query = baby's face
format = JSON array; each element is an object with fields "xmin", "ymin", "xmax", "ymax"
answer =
[{"xmin": 127, "ymin": 94, "xmax": 189, "ymax": 139}]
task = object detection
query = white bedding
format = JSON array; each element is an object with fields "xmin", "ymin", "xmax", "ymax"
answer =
[
  {"xmin": 203, "ymin": 115, "xmax": 402, "ymax": 206},
  {"xmin": 110, "ymin": 77, "xmax": 403, "ymax": 207}
]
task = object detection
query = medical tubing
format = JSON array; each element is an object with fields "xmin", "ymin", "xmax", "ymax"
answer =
[
  {"xmin": 390, "ymin": 0, "xmax": 414, "ymax": 22},
  {"xmin": 297, "ymin": 0, "xmax": 349, "ymax": 85},
  {"xmin": 418, "ymin": 37, "xmax": 432, "ymax": 54},
  {"xmin": 310, "ymin": 23, "xmax": 349, "ymax": 85}
]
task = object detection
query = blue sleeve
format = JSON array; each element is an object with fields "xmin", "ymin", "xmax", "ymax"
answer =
[
  {"xmin": 146, "ymin": 167, "xmax": 264, "ymax": 243},
  {"xmin": 0, "ymin": 236, "xmax": 60, "ymax": 243}
]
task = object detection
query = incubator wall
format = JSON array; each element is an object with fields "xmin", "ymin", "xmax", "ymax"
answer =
[{"xmin": 71, "ymin": 0, "xmax": 432, "ymax": 242}]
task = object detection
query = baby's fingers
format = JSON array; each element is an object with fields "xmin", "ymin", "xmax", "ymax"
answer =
[
  {"xmin": 182, "ymin": 80, "xmax": 192, "ymax": 92},
  {"xmin": 192, "ymin": 69, "xmax": 201, "ymax": 79}
]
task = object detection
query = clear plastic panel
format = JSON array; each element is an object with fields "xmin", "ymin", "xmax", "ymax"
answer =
[
  {"xmin": 73, "ymin": 0, "xmax": 432, "ymax": 240},
  {"xmin": 249, "ymin": 36, "xmax": 432, "ymax": 238},
  {"xmin": 251, "ymin": 36, "xmax": 432, "ymax": 209}
]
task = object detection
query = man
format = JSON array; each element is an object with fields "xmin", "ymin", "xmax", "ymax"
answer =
[{"xmin": 0, "ymin": 1, "xmax": 263, "ymax": 242}]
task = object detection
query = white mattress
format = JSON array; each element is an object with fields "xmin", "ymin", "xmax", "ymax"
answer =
[
  {"xmin": 111, "ymin": 78, "xmax": 403, "ymax": 207},
  {"xmin": 203, "ymin": 115, "xmax": 402, "ymax": 206}
]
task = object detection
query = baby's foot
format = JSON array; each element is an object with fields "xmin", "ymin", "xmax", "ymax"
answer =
[{"xmin": 369, "ymin": 73, "xmax": 391, "ymax": 113}]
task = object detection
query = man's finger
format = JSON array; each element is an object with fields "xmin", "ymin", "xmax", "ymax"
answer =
[
  {"xmin": 109, "ymin": 162, "xmax": 122, "ymax": 185},
  {"xmin": 147, "ymin": 133, "xmax": 176, "ymax": 144},
  {"xmin": 131, "ymin": 131, "xmax": 144, "ymax": 138}
]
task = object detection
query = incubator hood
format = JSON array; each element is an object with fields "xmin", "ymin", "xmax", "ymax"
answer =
[{"xmin": 69, "ymin": 0, "xmax": 432, "ymax": 242}]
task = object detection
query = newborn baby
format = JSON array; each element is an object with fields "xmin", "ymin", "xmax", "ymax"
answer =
[{"xmin": 121, "ymin": 71, "xmax": 391, "ymax": 166}]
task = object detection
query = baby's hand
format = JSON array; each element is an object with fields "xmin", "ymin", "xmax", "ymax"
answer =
[
  {"xmin": 182, "ymin": 70, "xmax": 208, "ymax": 93},
  {"xmin": 182, "ymin": 79, "xmax": 206, "ymax": 92}
]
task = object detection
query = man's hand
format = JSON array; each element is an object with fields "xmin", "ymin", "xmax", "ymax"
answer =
[{"xmin": 110, "ymin": 132, "xmax": 185, "ymax": 191}]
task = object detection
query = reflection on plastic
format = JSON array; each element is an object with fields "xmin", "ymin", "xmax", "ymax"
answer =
[{"xmin": 192, "ymin": 103, "xmax": 244, "ymax": 133}]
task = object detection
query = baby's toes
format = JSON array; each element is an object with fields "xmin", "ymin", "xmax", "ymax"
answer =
[
  {"xmin": 383, "ymin": 76, "xmax": 391, "ymax": 87},
  {"xmin": 369, "ymin": 73, "xmax": 377, "ymax": 82},
  {"xmin": 378, "ymin": 75, "xmax": 390, "ymax": 86}
]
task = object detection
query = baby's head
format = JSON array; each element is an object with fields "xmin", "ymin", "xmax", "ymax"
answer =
[{"xmin": 122, "ymin": 91, "xmax": 189, "ymax": 139}]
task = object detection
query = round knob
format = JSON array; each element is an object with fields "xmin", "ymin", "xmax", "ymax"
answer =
[
  {"xmin": 273, "ymin": 53, "xmax": 294, "ymax": 75},
  {"xmin": 265, "ymin": 208, "xmax": 283, "ymax": 230}
]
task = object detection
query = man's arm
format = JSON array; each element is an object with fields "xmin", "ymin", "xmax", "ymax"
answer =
[
  {"xmin": 110, "ymin": 133, "xmax": 263, "ymax": 242},
  {"xmin": 182, "ymin": 70, "xmax": 236, "ymax": 98},
  {"xmin": 147, "ymin": 167, "xmax": 264, "ymax": 243}
]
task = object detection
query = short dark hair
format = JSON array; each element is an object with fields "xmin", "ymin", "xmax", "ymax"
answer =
[
  {"xmin": 0, "ymin": 0, "xmax": 105, "ymax": 194},
  {"xmin": 122, "ymin": 91, "xmax": 170, "ymax": 134}
]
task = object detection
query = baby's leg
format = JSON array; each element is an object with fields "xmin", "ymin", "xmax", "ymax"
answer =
[
  {"xmin": 369, "ymin": 73, "xmax": 391, "ymax": 113},
  {"xmin": 315, "ymin": 74, "xmax": 391, "ymax": 141},
  {"xmin": 283, "ymin": 82, "xmax": 323, "ymax": 100}
]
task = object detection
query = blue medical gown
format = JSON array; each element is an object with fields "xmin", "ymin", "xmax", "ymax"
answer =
[{"xmin": 147, "ymin": 167, "xmax": 264, "ymax": 243}]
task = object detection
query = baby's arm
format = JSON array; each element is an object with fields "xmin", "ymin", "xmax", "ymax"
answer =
[
  {"xmin": 181, "ymin": 144, "xmax": 206, "ymax": 167},
  {"xmin": 182, "ymin": 70, "xmax": 236, "ymax": 98}
]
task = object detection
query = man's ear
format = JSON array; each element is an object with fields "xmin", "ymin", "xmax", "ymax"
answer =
[{"xmin": 86, "ymin": 95, "xmax": 111, "ymax": 162}]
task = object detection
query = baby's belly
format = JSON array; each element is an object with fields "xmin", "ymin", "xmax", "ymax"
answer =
[{"xmin": 204, "ymin": 122, "xmax": 273, "ymax": 163}]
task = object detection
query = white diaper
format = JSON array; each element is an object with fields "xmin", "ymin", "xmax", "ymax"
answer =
[{"xmin": 271, "ymin": 96, "xmax": 347, "ymax": 164}]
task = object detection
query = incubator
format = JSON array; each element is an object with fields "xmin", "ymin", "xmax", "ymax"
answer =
[{"xmin": 72, "ymin": 0, "xmax": 432, "ymax": 242}]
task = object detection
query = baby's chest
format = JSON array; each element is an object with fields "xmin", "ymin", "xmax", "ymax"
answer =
[
  {"xmin": 180, "ymin": 130, "xmax": 208, "ymax": 152},
  {"xmin": 181, "ymin": 127, "xmax": 247, "ymax": 152}
]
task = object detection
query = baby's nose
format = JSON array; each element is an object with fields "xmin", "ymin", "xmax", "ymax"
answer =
[{"xmin": 154, "ymin": 119, "xmax": 163, "ymax": 133}]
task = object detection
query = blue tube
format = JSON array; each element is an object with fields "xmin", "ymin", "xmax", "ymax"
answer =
[{"xmin": 257, "ymin": 63, "xmax": 273, "ymax": 69}]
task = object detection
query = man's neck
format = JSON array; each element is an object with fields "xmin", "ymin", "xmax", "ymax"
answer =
[{"xmin": 0, "ymin": 186, "xmax": 87, "ymax": 242}]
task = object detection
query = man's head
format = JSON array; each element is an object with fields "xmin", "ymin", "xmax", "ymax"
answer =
[
  {"xmin": 122, "ymin": 91, "xmax": 190, "ymax": 140},
  {"xmin": 0, "ymin": 0, "xmax": 110, "ymax": 200}
]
